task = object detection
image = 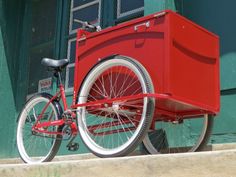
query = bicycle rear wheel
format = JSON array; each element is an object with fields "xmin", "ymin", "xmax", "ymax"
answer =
[
  {"xmin": 77, "ymin": 57, "xmax": 155, "ymax": 157},
  {"xmin": 142, "ymin": 114, "xmax": 214, "ymax": 154},
  {"xmin": 16, "ymin": 93, "xmax": 62, "ymax": 163}
]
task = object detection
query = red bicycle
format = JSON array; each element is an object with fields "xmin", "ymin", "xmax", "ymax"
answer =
[{"xmin": 16, "ymin": 10, "xmax": 220, "ymax": 164}]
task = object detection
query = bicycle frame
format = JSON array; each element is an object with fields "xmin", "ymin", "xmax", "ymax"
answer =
[
  {"xmin": 33, "ymin": 81, "xmax": 213, "ymax": 136},
  {"xmin": 32, "ymin": 84, "xmax": 78, "ymax": 136},
  {"xmin": 32, "ymin": 25, "xmax": 217, "ymax": 137},
  {"xmin": 17, "ymin": 11, "xmax": 220, "ymax": 164}
]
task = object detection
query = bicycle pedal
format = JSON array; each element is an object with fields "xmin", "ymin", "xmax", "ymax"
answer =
[{"xmin": 67, "ymin": 142, "xmax": 79, "ymax": 151}]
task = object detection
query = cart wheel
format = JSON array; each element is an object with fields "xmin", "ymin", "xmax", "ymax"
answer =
[
  {"xmin": 142, "ymin": 114, "xmax": 214, "ymax": 154},
  {"xmin": 77, "ymin": 56, "xmax": 155, "ymax": 157}
]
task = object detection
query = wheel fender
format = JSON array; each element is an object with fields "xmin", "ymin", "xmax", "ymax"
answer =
[
  {"xmin": 16, "ymin": 93, "xmax": 63, "ymax": 122},
  {"xmin": 76, "ymin": 54, "xmax": 146, "ymax": 102}
]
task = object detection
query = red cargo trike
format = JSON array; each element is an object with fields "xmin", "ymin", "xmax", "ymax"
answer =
[{"xmin": 16, "ymin": 10, "xmax": 220, "ymax": 163}]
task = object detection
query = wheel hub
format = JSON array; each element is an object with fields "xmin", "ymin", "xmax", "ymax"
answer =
[{"xmin": 112, "ymin": 102, "xmax": 120, "ymax": 111}]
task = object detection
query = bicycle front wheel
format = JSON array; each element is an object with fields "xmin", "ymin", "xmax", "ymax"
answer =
[
  {"xmin": 16, "ymin": 93, "xmax": 62, "ymax": 163},
  {"xmin": 77, "ymin": 57, "xmax": 155, "ymax": 157}
]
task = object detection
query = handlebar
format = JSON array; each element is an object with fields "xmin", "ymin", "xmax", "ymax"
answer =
[{"xmin": 74, "ymin": 19, "xmax": 101, "ymax": 32}]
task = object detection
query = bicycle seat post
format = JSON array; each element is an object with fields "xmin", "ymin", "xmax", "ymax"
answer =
[
  {"xmin": 55, "ymin": 71, "xmax": 68, "ymax": 111},
  {"xmin": 55, "ymin": 71, "xmax": 63, "ymax": 86}
]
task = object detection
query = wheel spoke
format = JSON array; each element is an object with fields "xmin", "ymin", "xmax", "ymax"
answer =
[
  {"xmin": 115, "ymin": 67, "xmax": 133, "ymax": 97},
  {"xmin": 77, "ymin": 58, "xmax": 154, "ymax": 157},
  {"xmin": 17, "ymin": 96, "xmax": 61, "ymax": 163}
]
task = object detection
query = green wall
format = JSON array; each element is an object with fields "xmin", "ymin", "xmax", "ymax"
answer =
[
  {"xmin": 181, "ymin": 0, "xmax": 236, "ymax": 144},
  {"xmin": 1, "ymin": 0, "xmax": 236, "ymax": 159},
  {"xmin": 0, "ymin": 0, "xmax": 24, "ymax": 158},
  {"xmin": 0, "ymin": 26, "xmax": 16, "ymax": 158},
  {"xmin": 58, "ymin": 0, "xmax": 236, "ymax": 151},
  {"xmin": 144, "ymin": 0, "xmax": 176, "ymax": 14},
  {"xmin": 145, "ymin": 0, "xmax": 236, "ymax": 144}
]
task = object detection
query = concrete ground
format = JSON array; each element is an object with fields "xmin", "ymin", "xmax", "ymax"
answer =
[{"xmin": 0, "ymin": 143, "xmax": 236, "ymax": 177}]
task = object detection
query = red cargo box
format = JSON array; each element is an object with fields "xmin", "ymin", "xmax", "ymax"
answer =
[{"xmin": 74, "ymin": 10, "xmax": 220, "ymax": 119}]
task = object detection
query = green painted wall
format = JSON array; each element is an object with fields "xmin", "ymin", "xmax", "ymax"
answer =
[
  {"xmin": 0, "ymin": 0, "xmax": 25, "ymax": 106},
  {"xmin": 1, "ymin": 0, "xmax": 236, "ymax": 159},
  {"xmin": 144, "ymin": 0, "xmax": 236, "ymax": 144},
  {"xmin": 0, "ymin": 0, "xmax": 24, "ymax": 158},
  {"xmin": 0, "ymin": 27, "xmax": 16, "ymax": 158},
  {"xmin": 144, "ymin": 0, "xmax": 176, "ymax": 15},
  {"xmin": 180, "ymin": 0, "xmax": 236, "ymax": 144}
]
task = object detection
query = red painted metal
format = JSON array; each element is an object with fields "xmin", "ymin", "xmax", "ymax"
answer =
[
  {"xmin": 59, "ymin": 84, "xmax": 68, "ymax": 110},
  {"xmin": 35, "ymin": 119, "xmax": 65, "ymax": 129},
  {"xmin": 32, "ymin": 128, "xmax": 64, "ymax": 136},
  {"xmin": 34, "ymin": 10, "xmax": 220, "ymax": 137},
  {"xmin": 33, "ymin": 118, "xmax": 64, "ymax": 135},
  {"xmin": 71, "ymin": 93, "xmax": 167, "ymax": 109},
  {"xmin": 72, "ymin": 93, "xmax": 213, "ymax": 119},
  {"xmin": 34, "ymin": 91, "xmax": 61, "ymax": 126},
  {"xmin": 33, "ymin": 119, "xmax": 79, "ymax": 136},
  {"xmin": 70, "ymin": 122, "xmax": 78, "ymax": 135},
  {"xmin": 73, "ymin": 10, "xmax": 220, "ymax": 120}
]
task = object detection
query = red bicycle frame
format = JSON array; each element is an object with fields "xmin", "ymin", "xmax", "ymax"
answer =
[
  {"xmin": 32, "ymin": 83, "xmax": 213, "ymax": 136},
  {"xmin": 33, "ymin": 11, "xmax": 219, "ymax": 134}
]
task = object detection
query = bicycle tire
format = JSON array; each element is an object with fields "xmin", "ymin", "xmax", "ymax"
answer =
[
  {"xmin": 16, "ymin": 93, "xmax": 63, "ymax": 163},
  {"xmin": 142, "ymin": 114, "xmax": 214, "ymax": 154},
  {"xmin": 77, "ymin": 56, "xmax": 155, "ymax": 157}
]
